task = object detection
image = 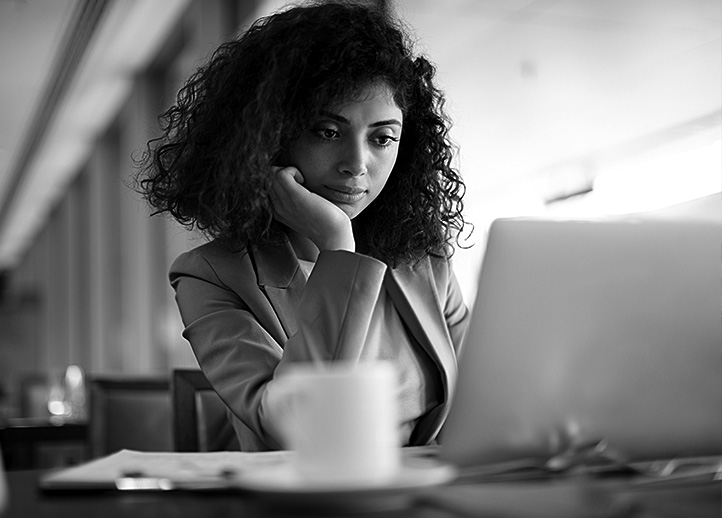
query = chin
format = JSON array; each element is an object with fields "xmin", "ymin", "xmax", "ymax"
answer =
[{"xmin": 335, "ymin": 204, "xmax": 361, "ymax": 220}]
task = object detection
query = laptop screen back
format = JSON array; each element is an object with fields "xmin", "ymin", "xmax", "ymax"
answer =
[{"xmin": 440, "ymin": 217, "xmax": 721, "ymax": 466}]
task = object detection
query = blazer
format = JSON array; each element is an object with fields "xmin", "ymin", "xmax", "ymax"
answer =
[{"xmin": 169, "ymin": 236, "xmax": 469, "ymax": 451}]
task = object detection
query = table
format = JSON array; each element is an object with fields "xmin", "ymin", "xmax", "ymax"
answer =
[
  {"xmin": 0, "ymin": 418, "xmax": 88, "ymax": 470},
  {"xmin": 4, "ymin": 469, "xmax": 434, "ymax": 518},
  {"xmin": 3, "ymin": 468, "xmax": 720, "ymax": 517}
]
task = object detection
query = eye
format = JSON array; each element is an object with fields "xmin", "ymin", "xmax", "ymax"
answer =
[
  {"xmin": 311, "ymin": 126, "xmax": 341, "ymax": 141},
  {"xmin": 373, "ymin": 134, "xmax": 400, "ymax": 148}
]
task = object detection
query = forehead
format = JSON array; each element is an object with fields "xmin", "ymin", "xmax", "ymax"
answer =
[{"xmin": 327, "ymin": 82, "xmax": 401, "ymax": 116}]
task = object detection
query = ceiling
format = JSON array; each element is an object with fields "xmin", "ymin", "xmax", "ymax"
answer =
[
  {"xmin": 399, "ymin": 0, "xmax": 721, "ymax": 211},
  {"xmin": 0, "ymin": 0, "xmax": 720, "ymax": 269}
]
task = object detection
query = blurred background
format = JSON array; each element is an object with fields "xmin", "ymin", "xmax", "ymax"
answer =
[{"xmin": 0, "ymin": 0, "xmax": 719, "ymax": 423}]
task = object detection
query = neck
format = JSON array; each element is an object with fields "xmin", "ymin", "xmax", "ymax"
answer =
[{"xmin": 351, "ymin": 219, "xmax": 369, "ymax": 255}]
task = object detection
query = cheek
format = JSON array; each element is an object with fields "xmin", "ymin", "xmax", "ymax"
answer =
[
  {"xmin": 299, "ymin": 153, "xmax": 334, "ymax": 188},
  {"xmin": 375, "ymin": 153, "xmax": 398, "ymax": 187},
  {"xmin": 375, "ymin": 172, "xmax": 393, "ymax": 197},
  {"xmin": 364, "ymin": 167, "xmax": 394, "ymax": 208},
  {"xmin": 287, "ymin": 144, "xmax": 329, "ymax": 181}
]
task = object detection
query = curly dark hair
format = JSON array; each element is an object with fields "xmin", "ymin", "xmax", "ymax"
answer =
[{"xmin": 135, "ymin": 0, "xmax": 469, "ymax": 266}]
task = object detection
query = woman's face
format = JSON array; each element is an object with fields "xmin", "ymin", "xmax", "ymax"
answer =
[{"xmin": 285, "ymin": 82, "xmax": 403, "ymax": 220}]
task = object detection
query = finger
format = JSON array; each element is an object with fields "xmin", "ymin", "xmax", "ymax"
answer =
[
  {"xmin": 288, "ymin": 167, "xmax": 305, "ymax": 184},
  {"xmin": 270, "ymin": 168, "xmax": 294, "ymax": 205},
  {"xmin": 269, "ymin": 185, "xmax": 293, "ymax": 226},
  {"xmin": 275, "ymin": 166, "xmax": 305, "ymax": 185},
  {"xmin": 275, "ymin": 170, "xmax": 312, "ymax": 205},
  {"xmin": 270, "ymin": 168, "xmax": 306, "ymax": 223},
  {"xmin": 270, "ymin": 178, "xmax": 294, "ymax": 212}
]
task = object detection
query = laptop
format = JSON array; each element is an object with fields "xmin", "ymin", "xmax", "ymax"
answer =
[{"xmin": 440, "ymin": 215, "xmax": 721, "ymax": 467}]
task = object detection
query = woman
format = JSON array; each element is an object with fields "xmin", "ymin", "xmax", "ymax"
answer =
[{"xmin": 136, "ymin": 0, "xmax": 470, "ymax": 451}]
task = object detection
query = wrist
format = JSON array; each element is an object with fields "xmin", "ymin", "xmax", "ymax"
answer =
[
  {"xmin": 317, "ymin": 234, "xmax": 355, "ymax": 252},
  {"xmin": 315, "ymin": 222, "xmax": 355, "ymax": 252}
]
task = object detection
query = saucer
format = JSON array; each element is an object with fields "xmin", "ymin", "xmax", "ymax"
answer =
[{"xmin": 234, "ymin": 456, "xmax": 457, "ymax": 511}]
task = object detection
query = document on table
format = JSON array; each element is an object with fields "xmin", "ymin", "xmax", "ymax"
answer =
[
  {"xmin": 39, "ymin": 447, "xmax": 438, "ymax": 491},
  {"xmin": 39, "ymin": 449, "xmax": 292, "ymax": 491}
]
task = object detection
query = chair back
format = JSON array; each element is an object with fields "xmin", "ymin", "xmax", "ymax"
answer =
[
  {"xmin": 0, "ymin": 443, "xmax": 6, "ymax": 515},
  {"xmin": 172, "ymin": 370, "xmax": 239, "ymax": 452},
  {"xmin": 19, "ymin": 373, "xmax": 50, "ymax": 418},
  {"xmin": 88, "ymin": 376, "xmax": 172, "ymax": 457}
]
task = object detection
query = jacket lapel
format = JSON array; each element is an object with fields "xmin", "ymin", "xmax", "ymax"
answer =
[
  {"xmin": 386, "ymin": 260, "xmax": 458, "ymax": 400},
  {"xmin": 250, "ymin": 240, "xmax": 306, "ymax": 340},
  {"xmin": 385, "ymin": 259, "xmax": 459, "ymax": 443}
]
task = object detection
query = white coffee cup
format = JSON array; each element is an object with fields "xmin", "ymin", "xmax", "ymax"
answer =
[{"xmin": 273, "ymin": 360, "xmax": 400, "ymax": 485}]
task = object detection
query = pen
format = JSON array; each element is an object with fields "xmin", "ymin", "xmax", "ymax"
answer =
[{"xmin": 116, "ymin": 468, "xmax": 239, "ymax": 491}]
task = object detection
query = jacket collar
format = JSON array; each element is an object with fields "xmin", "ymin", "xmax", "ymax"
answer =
[{"xmin": 249, "ymin": 239, "xmax": 305, "ymax": 338}]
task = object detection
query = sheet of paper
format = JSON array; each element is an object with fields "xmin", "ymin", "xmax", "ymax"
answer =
[
  {"xmin": 39, "ymin": 446, "xmax": 442, "ymax": 492},
  {"xmin": 40, "ymin": 449, "xmax": 292, "ymax": 490}
]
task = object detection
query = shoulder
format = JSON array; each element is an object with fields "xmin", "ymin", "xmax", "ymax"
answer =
[
  {"xmin": 170, "ymin": 240, "xmax": 252, "ymax": 286},
  {"xmin": 391, "ymin": 254, "xmax": 455, "ymax": 291},
  {"xmin": 426, "ymin": 254, "xmax": 454, "ymax": 276},
  {"xmin": 415, "ymin": 254, "xmax": 455, "ymax": 281}
]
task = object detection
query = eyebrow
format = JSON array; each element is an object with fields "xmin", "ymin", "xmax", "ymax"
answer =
[{"xmin": 319, "ymin": 110, "xmax": 402, "ymax": 128}]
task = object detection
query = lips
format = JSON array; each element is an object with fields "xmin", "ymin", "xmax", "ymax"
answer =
[{"xmin": 324, "ymin": 184, "xmax": 367, "ymax": 203}]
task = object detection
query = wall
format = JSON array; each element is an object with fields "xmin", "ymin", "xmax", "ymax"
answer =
[{"xmin": 0, "ymin": 0, "xmax": 264, "ymax": 417}]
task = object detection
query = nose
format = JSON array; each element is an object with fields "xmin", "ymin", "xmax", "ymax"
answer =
[{"xmin": 337, "ymin": 139, "xmax": 368, "ymax": 177}]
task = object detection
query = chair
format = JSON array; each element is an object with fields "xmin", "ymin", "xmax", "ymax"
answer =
[
  {"xmin": 88, "ymin": 376, "xmax": 172, "ymax": 458},
  {"xmin": 19, "ymin": 373, "xmax": 50, "ymax": 418},
  {"xmin": 172, "ymin": 369, "xmax": 240, "ymax": 452}
]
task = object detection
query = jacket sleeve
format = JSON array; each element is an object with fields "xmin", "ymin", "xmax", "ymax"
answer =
[
  {"xmin": 170, "ymin": 247, "xmax": 388, "ymax": 450},
  {"xmin": 442, "ymin": 259, "xmax": 470, "ymax": 356}
]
